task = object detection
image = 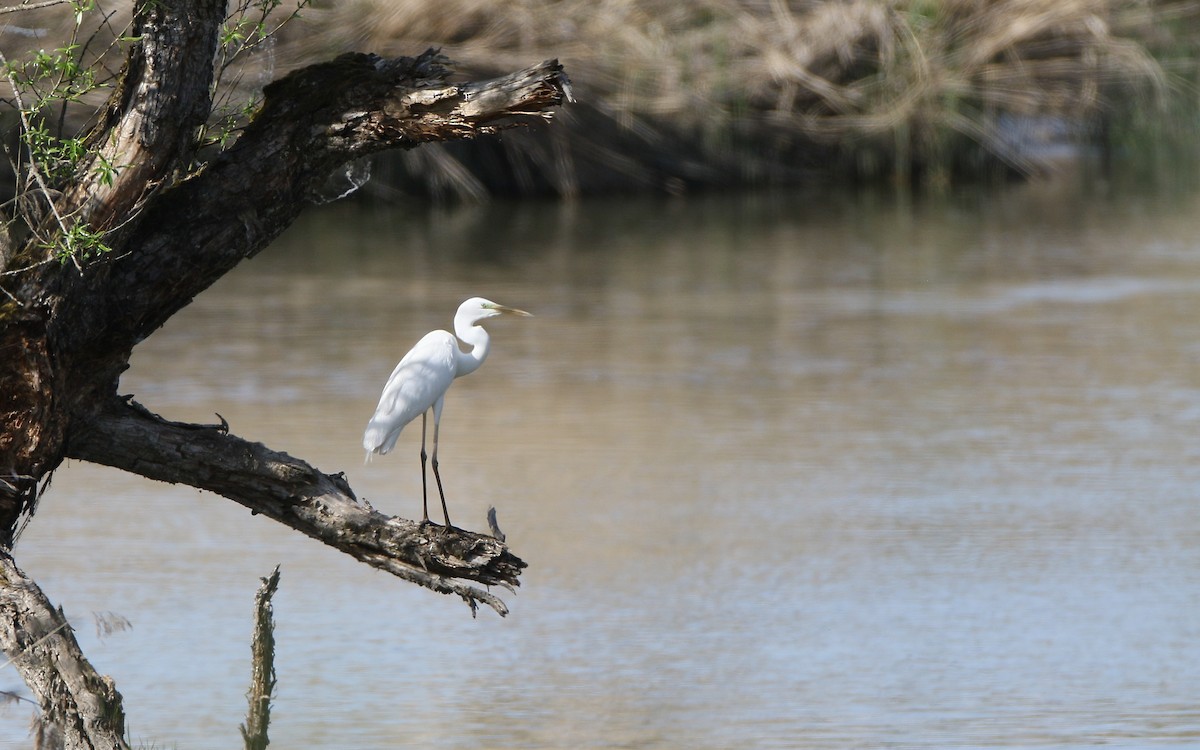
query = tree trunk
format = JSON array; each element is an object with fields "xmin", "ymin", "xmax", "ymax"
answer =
[
  {"xmin": 0, "ymin": 2, "xmax": 570, "ymax": 745},
  {"xmin": 0, "ymin": 550, "xmax": 128, "ymax": 750}
]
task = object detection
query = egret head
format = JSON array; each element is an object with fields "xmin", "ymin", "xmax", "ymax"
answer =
[{"xmin": 461, "ymin": 297, "xmax": 533, "ymax": 322}]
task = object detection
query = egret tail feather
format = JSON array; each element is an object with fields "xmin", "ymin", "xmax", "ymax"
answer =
[{"xmin": 363, "ymin": 421, "xmax": 403, "ymax": 456}]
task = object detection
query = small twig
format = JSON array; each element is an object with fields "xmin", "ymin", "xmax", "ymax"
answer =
[
  {"xmin": 0, "ymin": 253, "xmax": 55, "ymax": 275},
  {"xmin": 362, "ymin": 553, "xmax": 511, "ymax": 617},
  {"xmin": 0, "ymin": 0, "xmax": 69, "ymax": 15},
  {"xmin": 0, "ymin": 688, "xmax": 36, "ymax": 706},
  {"xmin": 486, "ymin": 506, "xmax": 505, "ymax": 543},
  {"xmin": 92, "ymin": 611, "xmax": 131, "ymax": 640},
  {"xmin": 0, "ymin": 621, "xmax": 71, "ymax": 673}
]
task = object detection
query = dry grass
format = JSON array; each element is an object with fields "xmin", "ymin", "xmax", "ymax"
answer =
[
  {"xmin": 285, "ymin": 0, "xmax": 1196, "ymax": 195},
  {"xmin": 2, "ymin": 0, "xmax": 1198, "ymax": 197}
]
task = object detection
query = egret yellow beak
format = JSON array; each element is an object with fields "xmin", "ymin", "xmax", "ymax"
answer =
[{"xmin": 489, "ymin": 303, "xmax": 532, "ymax": 317}]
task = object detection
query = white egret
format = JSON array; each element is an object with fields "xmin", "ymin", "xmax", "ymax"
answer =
[{"xmin": 363, "ymin": 297, "xmax": 532, "ymax": 528}]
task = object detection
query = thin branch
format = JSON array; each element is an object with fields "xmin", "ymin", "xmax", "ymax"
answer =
[
  {"xmin": 0, "ymin": 621, "xmax": 69, "ymax": 673},
  {"xmin": 0, "ymin": 0, "xmax": 69, "ymax": 15},
  {"xmin": 215, "ymin": 0, "xmax": 311, "ymax": 85},
  {"xmin": 0, "ymin": 49, "xmax": 76, "ymax": 264}
]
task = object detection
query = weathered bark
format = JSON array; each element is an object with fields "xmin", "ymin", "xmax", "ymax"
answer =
[
  {"xmin": 0, "ymin": 551, "xmax": 129, "ymax": 750},
  {"xmin": 63, "ymin": 0, "xmax": 227, "ymax": 231}
]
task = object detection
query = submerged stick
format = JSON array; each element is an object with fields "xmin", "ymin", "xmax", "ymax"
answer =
[{"xmin": 241, "ymin": 566, "xmax": 281, "ymax": 750}]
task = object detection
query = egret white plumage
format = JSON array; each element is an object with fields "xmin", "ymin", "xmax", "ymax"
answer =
[{"xmin": 363, "ymin": 297, "xmax": 531, "ymax": 528}]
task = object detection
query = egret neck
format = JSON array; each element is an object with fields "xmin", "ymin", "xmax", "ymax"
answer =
[{"xmin": 453, "ymin": 311, "xmax": 491, "ymax": 378}]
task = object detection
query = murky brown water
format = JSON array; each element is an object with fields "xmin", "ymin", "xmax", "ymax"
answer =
[{"xmin": 6, "ymin": 180, "xmax": 1200, "ymax": 748}]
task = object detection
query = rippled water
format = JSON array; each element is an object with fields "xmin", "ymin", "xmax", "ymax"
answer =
[{"xmin": 5, "ymin": 180, "xmax": 1200, "ymax": 748}]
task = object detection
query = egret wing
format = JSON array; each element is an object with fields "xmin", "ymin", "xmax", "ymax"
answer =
[{"xmin": 363, "ymin": 330, "xmax": 457, "ymax": 455}]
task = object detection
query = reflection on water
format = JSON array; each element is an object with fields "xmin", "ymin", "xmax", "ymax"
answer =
[{"xmin": 6, "ymin": 181, "xmax": 1200, "ymax": 749}]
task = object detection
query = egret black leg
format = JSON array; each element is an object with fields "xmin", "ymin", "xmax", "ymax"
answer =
[
  {"xmin": 431, "ymin": 456, "xmax": 451, "ymax": 529},
  {"xmin": 419, "ymin": 411, "xmax": 430, "ymax": 524},
  {"xmin": 431, "ymin": 413, "xmax": 452, "ymax": 529}
]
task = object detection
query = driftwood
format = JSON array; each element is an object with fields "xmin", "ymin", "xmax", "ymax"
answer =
[{"xmin": 0, "ymin": 2, "xmax": 570, "ymax": 744}]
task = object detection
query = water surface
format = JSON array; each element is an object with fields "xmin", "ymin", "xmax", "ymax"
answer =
[{"xmin": 4, "ymin": 180, "xmax": 1200, "ymax": 748}]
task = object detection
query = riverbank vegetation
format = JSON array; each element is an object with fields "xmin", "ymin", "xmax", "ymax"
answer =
[
  {"xmin": 290, "ymin": 0, "xmax": 1200, "ymax": 198},
  {"xmin": 4, "ymin": 0, "xmax": 1200, "ymax": 199}
]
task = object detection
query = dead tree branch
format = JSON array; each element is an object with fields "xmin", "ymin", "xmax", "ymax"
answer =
[{"xmin": 67, "ymin": 398, "xmax": 526, "ymax": 615}]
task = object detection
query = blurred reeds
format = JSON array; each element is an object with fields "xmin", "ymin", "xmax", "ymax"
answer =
[
  {"xmin": 3, "ymin": 0, "xmax": 1199, "ymax": 199},
  {"xmin": 285, "ymin": 0, "xmax": 1200, "ymax": 197}
]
